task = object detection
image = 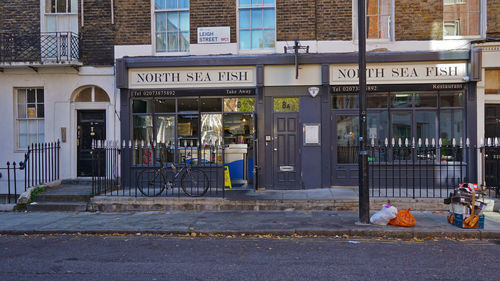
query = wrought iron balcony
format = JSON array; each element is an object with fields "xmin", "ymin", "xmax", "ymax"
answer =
[{"xmin": 0, "ymin": 32, "xmax": 80, "ymax": 65}]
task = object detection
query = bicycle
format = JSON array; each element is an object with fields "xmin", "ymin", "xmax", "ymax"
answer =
[{"xmin": 136, "ymin": 152, "xmax": 209, "ymax": 197}]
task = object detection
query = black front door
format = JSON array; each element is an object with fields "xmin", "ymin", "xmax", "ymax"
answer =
[
  {"xmin": 272, "ymin": 112, "xmax": 301, "ymax": 189},
  {"xmin": 77, "ymin": 110, "xmax": 106, "ymax": 177},
  {"xmin": 485, "ymin": 105, "xmax": 500, "ymax": 189}
]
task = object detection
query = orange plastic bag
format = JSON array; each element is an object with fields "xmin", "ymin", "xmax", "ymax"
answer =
[{"xmin": 388, "ymin": 208, "xmax": 416, "ymax": 227}]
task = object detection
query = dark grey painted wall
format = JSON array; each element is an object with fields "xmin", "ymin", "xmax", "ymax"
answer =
[{"xmin": 300, "ymin": 95, "xmax": 322, "ymax": 188}]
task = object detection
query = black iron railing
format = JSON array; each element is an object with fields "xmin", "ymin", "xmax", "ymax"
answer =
[
  {"xmin": 25, "ymin": 141, "xmax": 61, "ymax": 190},
  {"xmin": 0, "ymin": 32, "xmax": 79, "ymax": 63},
  {"xmin": 0, "ymin": 162, "xmax": 23, "ymax": 204},
  {"xmin": 92, "ymin": 140, "xmax": 225, "ymax": 198},
  {"xmin": 89, "ymin": 138, "xmax": 500, "ymax": 199},
  {"xmin": 0, "ymin": 141, "xmax": 60, "ymax": 204},
  {"xmin": 482, "ymin": 140, "xmax": 500, "ymax": 199},
  {"xmin": 365, "ymin": 138, "xmax": 500, "ymax": 198}
]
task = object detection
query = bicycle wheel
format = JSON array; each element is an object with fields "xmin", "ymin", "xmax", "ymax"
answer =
[
  {"xmin": 181, "ymin": 169, "xmax": 209, "ymax": 197},
  {"xmin": 136, "ymin": 169, "xmax": 167, "ymax": 197}
]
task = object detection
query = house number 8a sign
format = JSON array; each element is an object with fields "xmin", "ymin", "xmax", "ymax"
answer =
[{"xmin": 274, "ymin": 98, "xmax": 299, "ymax": 112}]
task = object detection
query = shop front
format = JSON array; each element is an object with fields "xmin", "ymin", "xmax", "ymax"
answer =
[
  {"xmin": 121, "ymin": 66, "xmax": 258, "ymax": 188},
  {"xmin": 115, "ymin": 52, "xmax": 475, "ymax": 191},
  {"xmin": 329, "ymin": 62, "xmax": 476, "ymax": 186}
]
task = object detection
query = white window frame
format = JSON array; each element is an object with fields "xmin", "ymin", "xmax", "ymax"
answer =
[
  {"xmin": 152, "ymin": 0, "xmax": 190, "ymax": 55},
  {"xmin": 44, "ymin": 0, "xmax": 77, "ymax": 15},
  {"xmin": 15, "ymin": 88, "xmax": 45, "ymax": 151},
  {"xmin": 352, "ymin": 0, "xmax": 394, "ymax": 42},
  {"xmin": 444, "ymin": 20, "xmax": 461, "ymax": 36},
  {"xmin": 443, "ymin": 0, "xmax": 486, "ymax": 39},
  {"xmin": 237, "ymin": 0, "xmax": 277, "ymax": 53}
]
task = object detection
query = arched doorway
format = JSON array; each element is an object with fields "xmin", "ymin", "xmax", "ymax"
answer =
[{"xmin": 72, "ymin": 86, "xmax": 110, "ymax": 176}]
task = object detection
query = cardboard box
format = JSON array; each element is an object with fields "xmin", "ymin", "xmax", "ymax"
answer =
[
  {"xmin": 449, "ymin": 213, "xmax": 484, "ymax": 229},
  {"xmin": 449, "ymin": 203, "xmax": 469, "ymax": 215}
]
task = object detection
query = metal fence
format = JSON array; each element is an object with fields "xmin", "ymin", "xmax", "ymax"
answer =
[
  {"xmin": 0, "ymin": 32, "xmax": 79, "ymax": 63},
  {"xmin": 90, "ymin": 138, "xmax": 500, "ymax": 199},
  {"xmin": 482, "ymin": 141, "xmax": 500, "ymax": 199},
  {"xmin": 367, "ymin": 138, "xmax": 500, "ymax": 198},
  {"xmin": 0, "ymin": 141, "xmax": 60, "ymax": 204},
  {"xmin": 92, "ymin": 140, "xmax": 225, "ymax": 198}
]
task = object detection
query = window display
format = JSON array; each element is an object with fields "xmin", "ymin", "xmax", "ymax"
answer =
[
  {"xmin": 332, "ymin": 89, "xmax": 465, "ymax": 162},
  {"xmin": 131, "ymin": 96, "xmax": 255, "ymax": 170}
]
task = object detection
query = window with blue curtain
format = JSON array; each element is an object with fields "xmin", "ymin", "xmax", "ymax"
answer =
[
  {"xmin": 155, "ymin": 0, "xmax": 190, "ymax": 52},
  {"xmin": 238, "ymin": 0, "xmax": 275, "ymax": 50}
]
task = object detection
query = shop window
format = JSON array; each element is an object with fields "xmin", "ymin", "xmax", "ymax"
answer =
[
  {"xmin": 156, "ymin": 115, "xmax": 175, "ymax": 145},
  {"xmin": 223, "ymin": 113, "xmax": 254, "ymax": 144},
  {"xmin": 201, "ymin": 98, "xmax": 222, "ymax": 112},
  {"xmin": 133, "ymin": 115, "xmax": 153, "ymax": 143},
  {"xmin": 224, "ymin": 98, "xmax": 255, "ymax": 112},
  {"xmin": 178, "ymin": 98, "xmax": 198, "ymax": 112},
  {"xmin": 415, "ymin": 92, "xmax": 437, "ymax": 107},
  {"xmin": 178, "ymin": 114, "xmax": 199, "ymax": 145},
  {"xmin": 367, "ymin": 92, "xmax": 388, "ymax": 108},
  {"xmin": 440, "ymin": 92, "xmax": 463, "ymax": 107},
  {"xmin": 353, "ymin": 0, "xmax": 393, "ymax": 40},
  {"xmin": 440, "ymin": 110, "xmax": 463, "ymax": 161},
  {"xmin": 238, "ymin": 0, "xmax": 276, "ymax": 50},
  {"xmin": 155, "ymin": 0, "xmax": 190, "ymax": 52},
  {"xmin": 391, "ymin": 92, "xmax": 412, "ymax": 108},
  {"xmin": 17, "ymin": 88, "xmax": 45, "ymax": 149},
  {"xmin": 273, "ymin": 98, "xmax": 299, "ymax": 112},
  {"xmin": 133, "ymin": 100, "xmax": 154, "ymax": 113},
  {"xmin": 201, "ymin": 114, "xmax": 223, "ymax": 145},
  {"xmin": 155, "ymin": 99, "xmax": 176, "ymax": 113},
  {"xmin": 155, "ymin": 115, "xmax": 176, "ymax": 162},
  {"xmin": 440, "ymin": 110, "xmax": 463, "ymax": 144},
  {"xmin": 133, "ymin": 115, "xmax": 153, "ymax": 165},
  {"xmin": 416, "ymin": 111, "xmax": 437, "ymax": 141},
  {"xmin": 485, "ymin": 70, "xmax": 500, "ymax": 95},
  {"xmin": 367, "ymin": 111, "xmax": 388, "ymax": 161},
  {"xmin": 333, "ymin": 94, "xmax": 359, "ymax": 109},
  {"xmin": 333, "ymin": 89, "xmax": 465, "ymax": 163},
  {"xmin": 132, "ymin": 96, "xmax": 256, "ymax": 166},
  {"xmin": 443, "ymin": 0, "xmax": 482, "ymax": 37},
  {"xmin": 391, "ymin": 111, "xmax": 412, "ymax": 160}
]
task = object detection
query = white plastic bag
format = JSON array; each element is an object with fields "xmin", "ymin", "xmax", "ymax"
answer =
[{"xmin": 370, "ymin": 205, "xmax": 398, "ymax": 225}]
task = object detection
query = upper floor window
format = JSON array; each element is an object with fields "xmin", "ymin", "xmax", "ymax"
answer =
[
  {"xmin": 238, "ymin": 0, "xmax": 276, "ymax": 50},
  {"xmin": 16, "ymin": 88, "xmax": 45, "ymax": 150},
  {"xmin": 155, "ymin": 0, "xmax": 190, "ymax": 53},
  {"xmin": 443, "ymin": 0, "xmax": 481, "ymax": 37},
  {"xmin": 45, "ymin": 0, "xmax": 77, "ymax": 13},
  {"xmin": 353, "ymin": 0, "xmax": 393, "ymax": 40}
]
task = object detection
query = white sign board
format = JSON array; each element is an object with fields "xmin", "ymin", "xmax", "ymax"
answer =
[
  {"xmin": 303, "ymin": 124, "xmax": 321, "ymax": 146},
  {"xmin": 128, "ymin": 67, "xmax": 256, "ymax": 89},
  {"xmin": 197, "ymin": 27, "xmax": 230, "ymax": 44},
  {"xmin": 330, "ymin": 62, "xmax": 467, "ymax": 85}
]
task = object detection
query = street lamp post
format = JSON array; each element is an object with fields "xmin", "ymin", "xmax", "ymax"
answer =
[{"xmin": 358, "ymin": 0, "xmax": 370, "ymax": 223}]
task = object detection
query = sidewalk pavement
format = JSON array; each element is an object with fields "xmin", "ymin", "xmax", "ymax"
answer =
[
  {"xmin": 0, "ymin": 210, "xmax": 499, "ymax": 239},
  {"xmin": 91, "ymin": 187, "xmax": 500, "ymax": 212}
]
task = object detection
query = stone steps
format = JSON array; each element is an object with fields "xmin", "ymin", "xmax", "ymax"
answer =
[
  {"xmin": 27, "ymin": 184, "xmax": 92, "ymax": 212},
  {"xmin": 35, "ymin": 194, "xmax": 91, "ymax": 202}
]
